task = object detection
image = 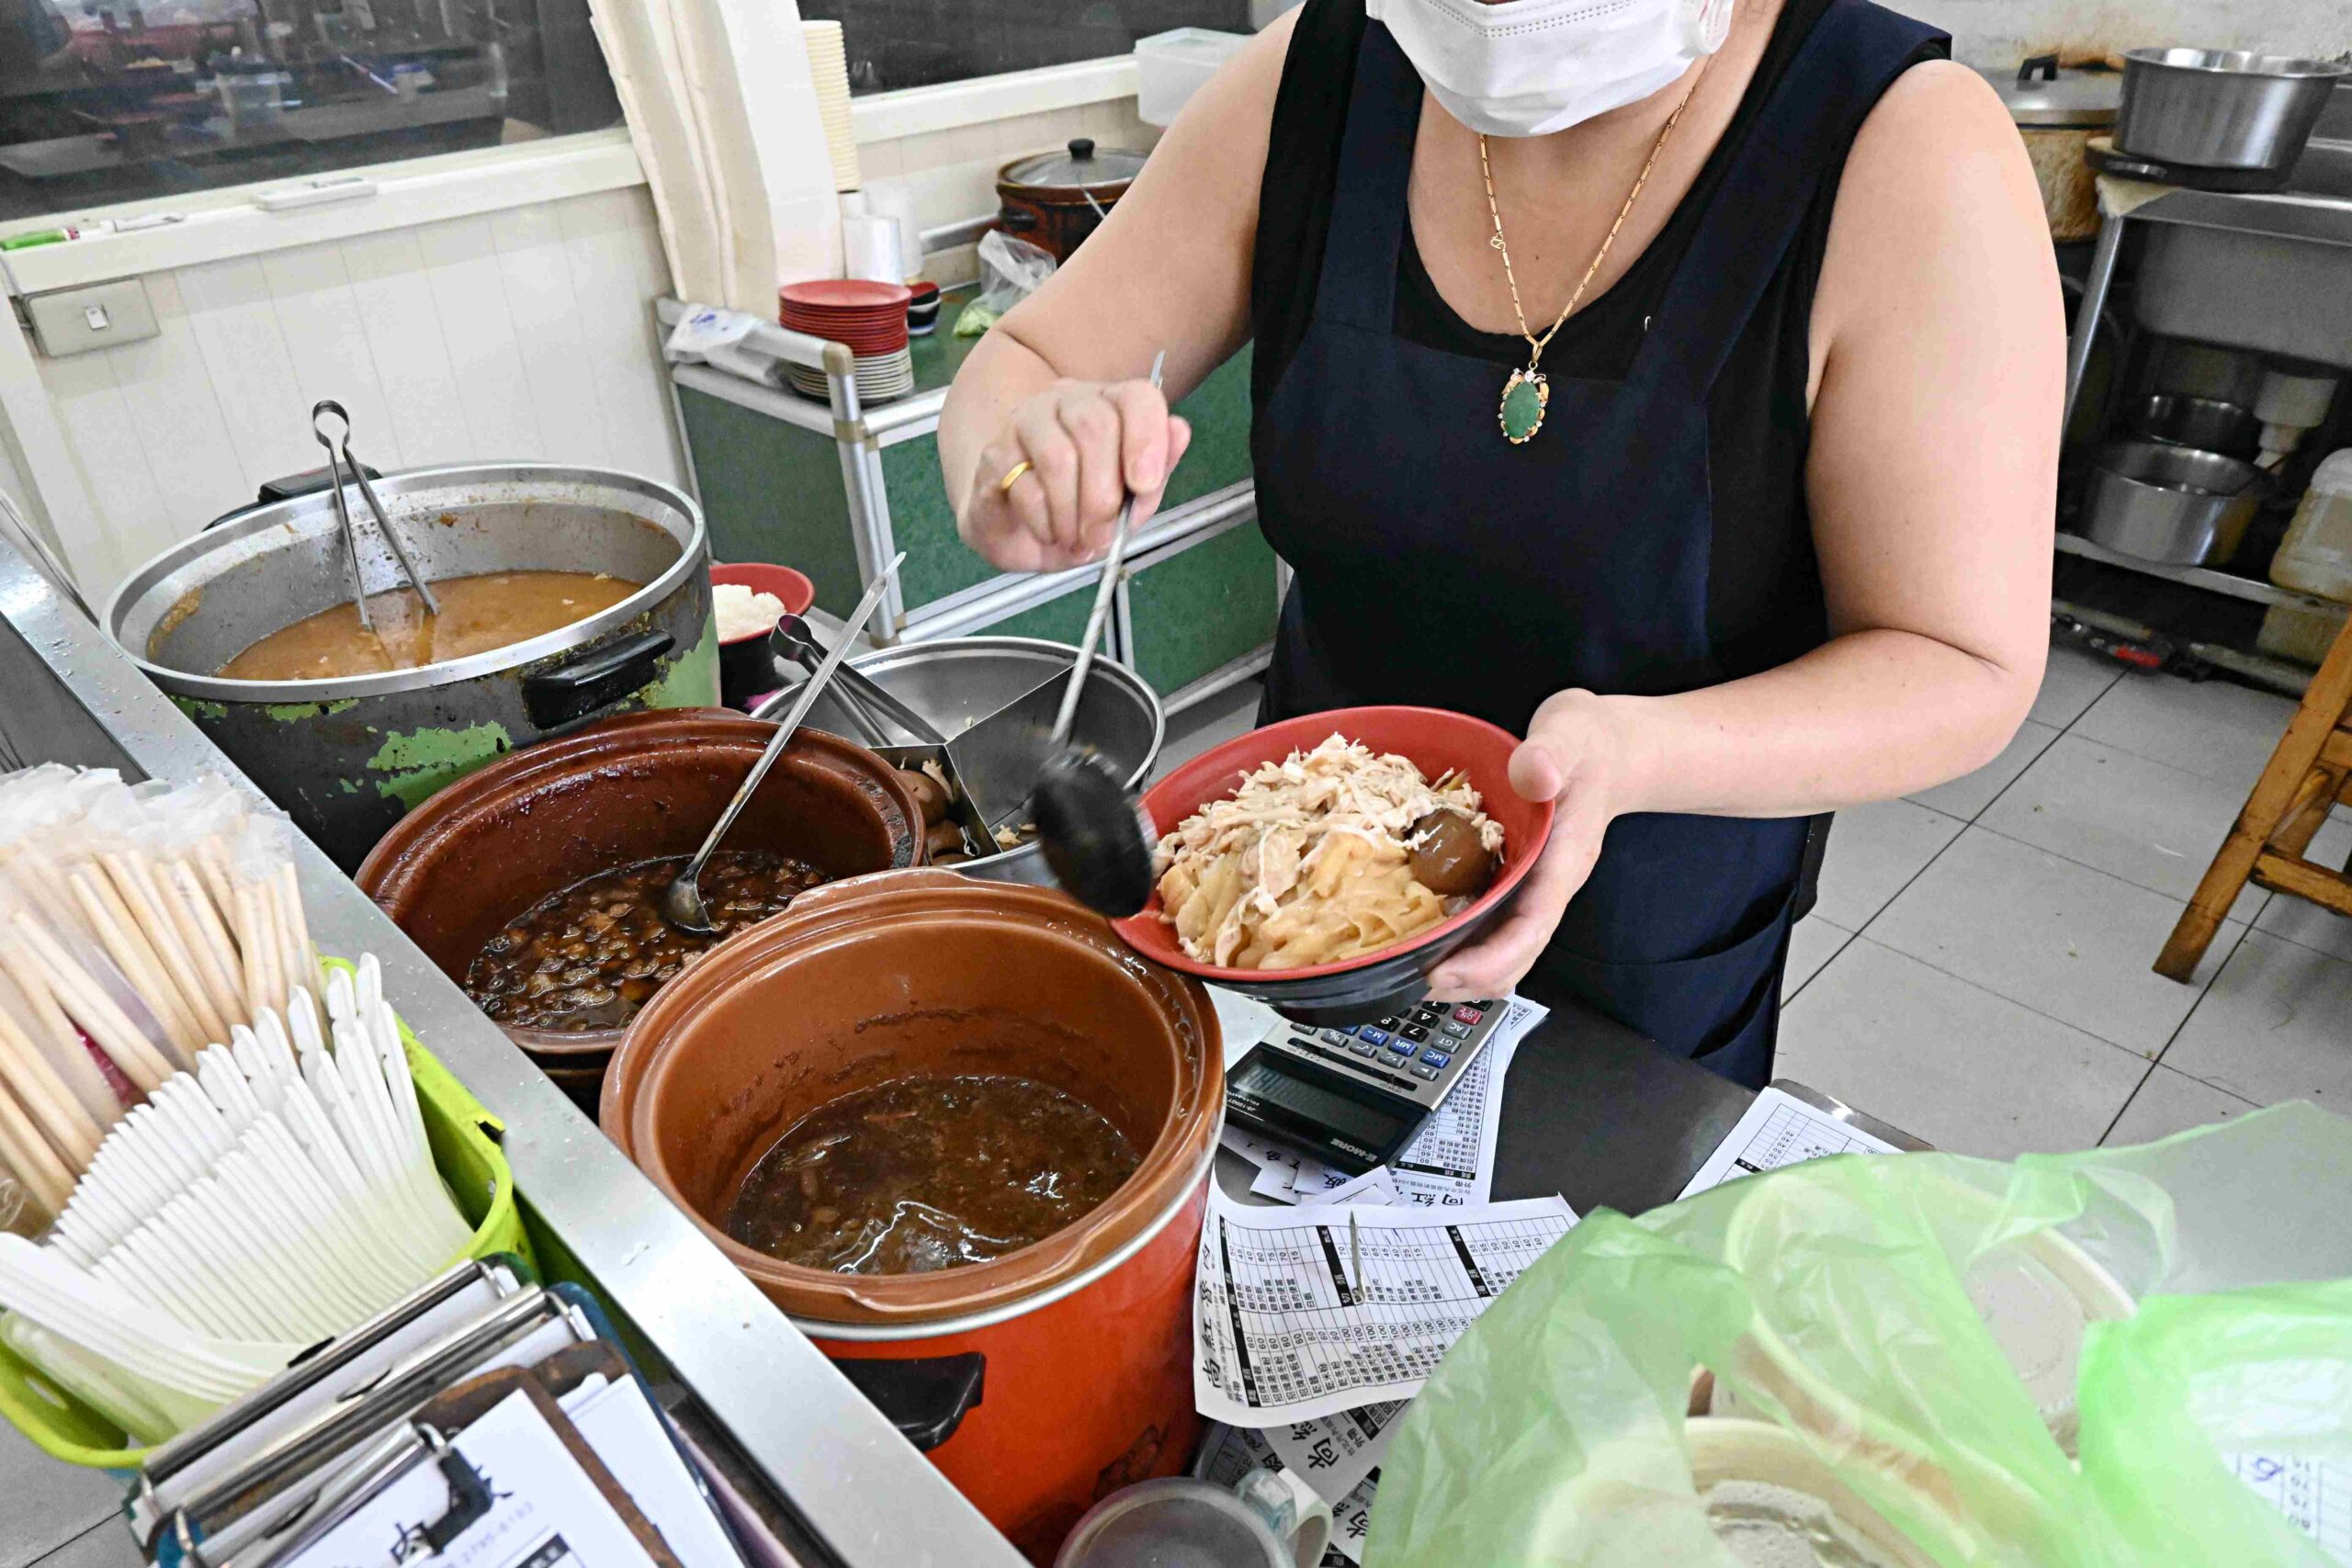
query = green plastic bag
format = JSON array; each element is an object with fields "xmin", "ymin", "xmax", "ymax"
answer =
[{"xmin": 1363, "ymin": 1103, "xmax": 2352, "ymax": 1567}]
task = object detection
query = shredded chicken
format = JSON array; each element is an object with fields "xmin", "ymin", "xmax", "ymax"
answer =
[{"xmin": 1152, "ymin": 735, "xmax": 1503, "ymax": 968}]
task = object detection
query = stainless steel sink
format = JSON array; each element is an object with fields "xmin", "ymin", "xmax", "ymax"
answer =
[
  {"xmin": 2288, "ymin": 137, "xmax": 2352, "ymax": 199},
  {"xmin": 2129, "ymin": 91, "xmax": 2352, "ymax": 367}
]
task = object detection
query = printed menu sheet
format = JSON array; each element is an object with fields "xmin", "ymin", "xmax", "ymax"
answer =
[
  {"xmin": 2230, "ymin": 1454, "xmax": 2352, "ymax": 1563},
  {"xmin": 1193, "ymin": 1186, "xmax": 1577, "ymax": 1424},
  {"xmin": 1265, "ymin": 1401, "xmax": 1404, "ymax": 1507},
  {"xmin": 1219, "ymin": 997, "xmax": 1545, "ymax": 1208},
  {"xmin": 1198, "ymin": 1422, "xmax": 1379, "ymax": 1566},
  {"xmin": 1678, "ymin": 1085, "xmax": 1903, "ymax": 1199}
]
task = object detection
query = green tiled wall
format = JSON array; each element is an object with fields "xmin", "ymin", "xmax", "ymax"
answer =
[
  {"xmin": 1126, "ymin": 524, "xmax": 1280, "ymax": 696},
  {"xmin": 883, "ymin": 341, "xmax": 1259, "ymax": 616},
  {"xmin": 956, "ymin": 581, "xmax": 1095, "ymax": 644},
  {"xmin": 675, "ymin": 386, "xmax": 865, "ymax": 617}
]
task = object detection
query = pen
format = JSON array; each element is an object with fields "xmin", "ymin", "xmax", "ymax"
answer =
[{"xmin": 1349, "ymin": 1212, "xmax": 1361, "ymax": 1295}]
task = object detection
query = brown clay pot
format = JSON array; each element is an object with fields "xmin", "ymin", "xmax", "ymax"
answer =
[
  {"xmin": 601, "ymin": 871, "xmax": 1223, "ymax": 1562},
  {"xmin": 355, "ymin": 708, "xmax": 925, "ymax": 1103}
]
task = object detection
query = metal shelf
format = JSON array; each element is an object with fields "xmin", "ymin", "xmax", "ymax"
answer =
[{"xmin": 2054, "ymin": 531, "xmax": 2344, "ymax": 614}]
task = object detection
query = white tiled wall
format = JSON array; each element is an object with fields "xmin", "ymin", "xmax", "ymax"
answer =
[
  {"xmin": 30, "ymin": 186, "xmax": 683, "ymax": 598},
  {"xmin": 1905, "ymin": 0, "xmax": 2346, "ymax": 66}
]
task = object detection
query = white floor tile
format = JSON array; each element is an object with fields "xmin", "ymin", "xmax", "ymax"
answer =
[
  {"xmin": 2029, "ymin": 639, "xmax": 2125, "ymax": 728},
  {"xmin": 1907, "ymin": 718, "xmax": 2059, "ymax": 822},
  {"xmin": 1783, "ymin": 916, "xmax": 1853, "ymax": 999},
  {"xmin": 2164, "ymin": 931, "xmax": 2352, "ymax": 1111},
  {"xmin": 1812, "ymin": 798, "xmax": 1963, "ymax": 931},
  {"xmin": 2254, "ymin": 812, "xmax": 2352, "ymax": 964},
  {"xmin": 0, "ymin": 1422, "xmax": 120, "ymax": 1568},
  {"xmin": 1979, "ymin": 734, "xmax": 2269, "ymax": 922},
  {"xmin": 1150, "ymin": 678, "xmax": 1261, "ymax": 782},
  {"xmin": 1776, "ymin": 940, "xmax": 2149, "ymax": 1157},
  {"xmin": 2102, "ymin": 1065, "xmax": 2258, "ymax": 1146},
  {"xmin": 2070, "ymin": 672, "xmax": 2299, "ymax": 794},
  {"xmin": 1867, "ymin": 828, "xmax": 2241, "ymax": 1055}
]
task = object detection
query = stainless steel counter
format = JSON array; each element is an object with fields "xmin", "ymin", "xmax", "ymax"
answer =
[{"xmin": 0, "ymin": 534, "xmax": 1026, "ymax": 1566}]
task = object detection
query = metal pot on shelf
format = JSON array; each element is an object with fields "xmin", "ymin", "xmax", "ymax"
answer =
[
  {"xmin": 1981, "ymin": 54, "xmax": 2120, "ymax": 242},
  {"xmin": 105, "ymin": 466, "xmax": 717, "ymax": 870},
  {"xmin": 2076, "ymin": 439, "xmax": 2266, "ymax": 565},
  {"xmin": 995, "ymin": 138, "xmax": 1147, "ymax": 263},
  {"xmin": 2113, "ymin": 49, "xmax": 2350, "ymax": 187}
]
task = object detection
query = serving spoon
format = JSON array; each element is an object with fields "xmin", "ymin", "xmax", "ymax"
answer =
[
  {"xmin": 661, "ymin": 556, "xmax": 905, "ymax": 934},
  {"xmin": 1032, "ymin": 351, "xmax": 1165, "ymax": 917}
]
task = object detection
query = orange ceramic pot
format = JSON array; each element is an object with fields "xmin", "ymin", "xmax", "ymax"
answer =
[{"xmin": 602, "ymin": 871, "xmax": 1223, "ymax": 1561}]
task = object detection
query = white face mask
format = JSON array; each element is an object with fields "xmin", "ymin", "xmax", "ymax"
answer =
[{"xmin": 1367, "ymin": 0, "xmax": 1735, "ymax": 138}]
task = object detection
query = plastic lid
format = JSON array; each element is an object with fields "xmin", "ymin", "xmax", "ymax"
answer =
[
  {"xmin": 1057, "ymin": 1479, "xmax": 1288, "ymax": 1568},
  {"xmin": 1976, "ymin": 58, "xmax": 2120, "ymax": 126},
  {"xmin": 1001, "ymin": 138, "xmax": 1148, "ymax": 194}
]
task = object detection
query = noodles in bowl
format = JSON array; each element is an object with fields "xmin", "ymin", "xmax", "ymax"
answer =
[{"xmin": 1153, "ymin": 735, "xmax": 1504, "ymax": 969}]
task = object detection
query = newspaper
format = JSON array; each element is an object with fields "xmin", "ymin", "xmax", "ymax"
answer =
[{"xmin": 1197, "ymin": 1422, "xmax": 1380, "ymax": 1566}]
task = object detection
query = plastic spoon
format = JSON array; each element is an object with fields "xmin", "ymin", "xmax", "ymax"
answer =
[
  {"xmin": 662, "ymin": 556, "xmax": 906, "ymax": 934},
  {"xmin": 1032, "ymin": 351, "xmax": 1166, "ymax": 916}
]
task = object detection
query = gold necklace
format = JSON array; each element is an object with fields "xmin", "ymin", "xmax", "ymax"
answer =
[{"xmin": 1479, "ymin": 60, "xmax": 1709, "ymax": 446}]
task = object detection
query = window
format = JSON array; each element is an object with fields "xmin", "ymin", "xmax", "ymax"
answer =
[
  {"xmin": 0, "ymin": 0, "xmax": 620, "ymax": 222},
  {"xmin": 801, "ymin": 0, "xmax": 1251, "ymax": 95}
]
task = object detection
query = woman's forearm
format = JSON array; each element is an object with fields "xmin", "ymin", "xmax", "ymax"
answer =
[{"xmin": 1596, "ymin": 627, "xmax": 2040, "ymax": 819}]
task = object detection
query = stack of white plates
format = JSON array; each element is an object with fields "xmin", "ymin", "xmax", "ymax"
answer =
[
  {"xmin": 787, "ymin": 345, "xmax": 914, "ymax": 403},
  {"xmin": 804, "ymin": 22, "xmax": 859, "ymax": 193}
]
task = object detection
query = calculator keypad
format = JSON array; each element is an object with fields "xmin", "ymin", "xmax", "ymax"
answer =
[{"xmin": 1261, "ymin": 999, "xmax": 1505, "ymax": 1111}]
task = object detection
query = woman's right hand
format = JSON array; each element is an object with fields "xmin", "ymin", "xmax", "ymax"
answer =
[{"xmin": 958, "ymin": 378, "xmax": 1193, "ymax": 573}]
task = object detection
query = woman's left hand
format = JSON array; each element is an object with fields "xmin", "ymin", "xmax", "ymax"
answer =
[{"xmin": 1425, "ymin": 691, "xmax": 1638, "ymax": 1003}]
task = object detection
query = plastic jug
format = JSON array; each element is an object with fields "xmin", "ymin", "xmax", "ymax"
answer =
[{"xmin": 2271, "ymin": 449, "xmax": 2352, "ymax": 602}]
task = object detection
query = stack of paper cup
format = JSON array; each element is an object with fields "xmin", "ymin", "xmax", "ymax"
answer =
[{"xmin": 805, "ymin": 22, "xmax": 859, "ymax": 193}]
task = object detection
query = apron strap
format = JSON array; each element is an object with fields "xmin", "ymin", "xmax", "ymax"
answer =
[
  {"xmin": 1310, "ymin": 20, "xmax": 1424, "ymax": 333},
  {"xmin": 1635, "ymin": 0, "xmax": 1946, "ymax": 396}
]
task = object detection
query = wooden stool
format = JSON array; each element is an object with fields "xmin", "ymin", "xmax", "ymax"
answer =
[{"xmin": 2157, "ymin": 614, "xmax": 2352, "ymax": 981}]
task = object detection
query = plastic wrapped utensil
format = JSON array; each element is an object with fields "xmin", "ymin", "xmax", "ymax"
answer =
[{"xmin": 1364, "ymin": 1105, "xmax": 2352, "ymax": 1567}]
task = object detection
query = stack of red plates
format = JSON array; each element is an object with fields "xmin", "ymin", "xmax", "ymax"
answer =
[{"xmin": 779, "ymin": 279, "xmax": 915, "ymax": 403}]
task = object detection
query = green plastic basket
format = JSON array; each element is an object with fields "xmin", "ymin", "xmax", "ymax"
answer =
[{"xmin": 0, "ymin": 960, "xmax": 531, "ymax": 1470}]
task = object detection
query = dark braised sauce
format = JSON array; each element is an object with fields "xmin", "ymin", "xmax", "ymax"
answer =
[
  {"xmin": 726, "ymin": 1074, "xmax": 1139, "ymax": 1275},
  {"xmin": 464, "ymin": 851, "xmax": 827, "ymax": 1030}
]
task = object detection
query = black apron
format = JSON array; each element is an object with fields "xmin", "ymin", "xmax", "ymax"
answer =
[{"xmin": 1251, "ymin": 0, "xmax": 1943, "ymax": 1088}]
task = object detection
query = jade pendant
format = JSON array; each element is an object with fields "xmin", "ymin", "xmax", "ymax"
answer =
[{"xmin": 1499, "ymin": 366, "xmax": 1548, "ymax": 445}]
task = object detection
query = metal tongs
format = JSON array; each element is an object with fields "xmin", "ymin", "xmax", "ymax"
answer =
[{"xmin": 311, "ymin": 400, "xmax": 438, "ymax": 631}]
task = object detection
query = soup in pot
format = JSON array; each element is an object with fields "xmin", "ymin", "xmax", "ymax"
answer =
[
  {"xmin": 217, "ymin": 570, "xmax": 641, "ymax": 680},
  {"xmin": 465, "ymin": 851, "xmax": 828, "ymax": 1031},
  {"xmin": 726, "ymin": 1074, "xmax": 1140, "ymax": 1275}
]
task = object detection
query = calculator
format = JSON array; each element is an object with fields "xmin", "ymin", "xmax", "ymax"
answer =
[{"xmin": 1223, "ymin": 998, "xmax": 1508, "ymax": 1176}]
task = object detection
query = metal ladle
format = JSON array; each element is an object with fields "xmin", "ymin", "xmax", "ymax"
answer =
[
  {"xmin": 1031, "ymin": 351, "xmax": 1164, "ymax": 917},
  {"xmin": 661, "ymin": 555, "xmax": 905, "ymax": 934},
  {"xmin": 311, "ymin": 400, "xmax": 439, "ymax": 632}
]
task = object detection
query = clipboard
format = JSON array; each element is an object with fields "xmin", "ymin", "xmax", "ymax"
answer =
[
  {"xmin": 211, "ymin": 1372, "xmax": 680, "ymax": 1568},
  {"xmin": 135, "ymin": 1257, "xmax": 535, "ymax": 1546},
  {"xmin": 161, "ymin": 1288, "xmax": 600, "ymax": 1566}
]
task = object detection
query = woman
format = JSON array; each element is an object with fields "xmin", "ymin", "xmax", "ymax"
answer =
[{"xmin": 938, "ymin": 0, "xmax": 2059, "ymax": 1087}]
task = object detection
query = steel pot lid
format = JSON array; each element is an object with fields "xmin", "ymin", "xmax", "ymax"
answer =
[
  {"xmin": 999, "ymin": 137, "xmax": 1146, "ymax": 198},
  {"xmin": 1982, "ymin": 56, "xmax": 2120, "ymax": 126}
]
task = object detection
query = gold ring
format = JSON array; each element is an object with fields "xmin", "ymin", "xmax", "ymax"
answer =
[{"xmin": 997, "ymin": 459, "xmax": 1034, "ymax": 495}]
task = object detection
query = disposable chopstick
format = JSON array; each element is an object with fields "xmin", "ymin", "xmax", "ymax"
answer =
[
  {"xmin": 8, "ymin": 914, "xmax": 174, "ymax": 1092},
  {"xmin": 0, "ymin": 1079, "xmax": 72, "ymax": 1215},
  {"xmin": 67, "ymin": 869, "xmax": 204, "ymax": 1061}
]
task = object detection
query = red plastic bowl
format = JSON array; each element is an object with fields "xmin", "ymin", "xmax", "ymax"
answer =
[
  {"xmin": 1112, "ymin": 706, "xmax": 1555, "ymax": 1023},
  {"xmin": 710, "ymin": 561, "xmax": 817, "ymax": 645}
]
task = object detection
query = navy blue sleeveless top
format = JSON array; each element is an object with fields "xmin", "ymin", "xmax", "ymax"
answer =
[{"xmin": 1245, "ymin": 0, "xmax": 1946, "ymax": 1083}]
